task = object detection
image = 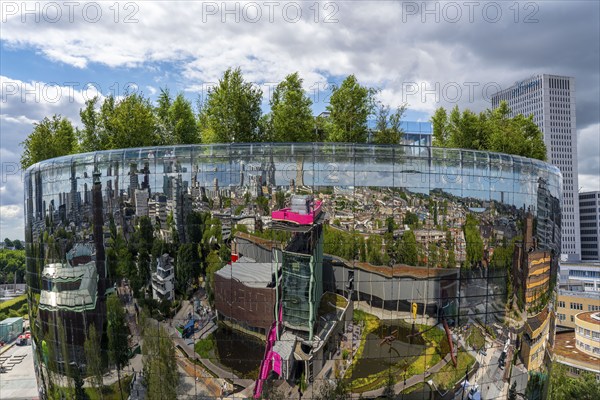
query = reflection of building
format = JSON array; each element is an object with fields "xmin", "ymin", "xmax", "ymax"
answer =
[
  {"xmin": 134, "ymin": 189, "xmax": 149, "ymax": 217},
  {"xmin": 554, "ymin": 312, "xmax": 600, "ymax": 380},
  {"xmin": 40, "ymin": 244, "xmax": 98, "ymax": 313},
  {"xmin": 37, "ymin": 242, "xmax": 104, "ymax": 364},
  {"xmin": 536, "ymin": 177, "xmax": 561, "ymax": 253},
  {"xmin": 214, "ymin": 256, "xmax": 279, "ymax": 335},
  {"xmin": 24, "ymin": 144, "xmax": 563, "ymax": 396},
  {"xmin": 520, "ymin": 306, "xmax": 552, "ymax": 371},
  {"xmin": 512, "ymin": 214, "xmax": 554, "ymax": 311},
  {"xmin": 152, "ymin": 254, "xmax": 175, "ymax": 301},
  {"xmin": 328, "ymin": 256, "xmax": 459, "ymax": 317},
  {"xmin": 492, "ymin": 74, "xmax": 580, "ymax": 261},
  {"xmin": 276, "ymin": 197, "xmax": 324, "ymax": 339},
  {"xmin": 579, "ymin": 191, "xmax": 599, "ymax": 260}
]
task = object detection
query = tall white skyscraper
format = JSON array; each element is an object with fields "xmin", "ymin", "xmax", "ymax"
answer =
[{"xmin": 492, "ymin": 74, "xmax": 580, "ymax": 261}]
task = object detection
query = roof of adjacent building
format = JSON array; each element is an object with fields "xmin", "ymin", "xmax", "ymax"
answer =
[
  {"xmin": 235, "ymin": 231, "xmax": 281, "ymax": 251},
  {"xmin": 326, "ymin": 255, "xmax": 459, "ymax": 279},
  {"xmin": 554, "ymin": 332, "xmax": 600, "ymax": 373},
  {"xmin": 215, "ymin": 256, "xmax": 279, "ymax": 288},
  {"xmin": 0, "ymin": 317, "xmax": 23, "ymax": 325},
  {"xmin": 558, "ymin": 289, "xmax": 600, "ymax": 300},
  {"xmin": 576, "ymin": 311, "xmax": 600, "ymax": 326}
]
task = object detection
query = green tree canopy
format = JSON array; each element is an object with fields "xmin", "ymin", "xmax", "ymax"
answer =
[
  {"xmin": 548, "ymin": 363, "xmax": 600, "ymax": 400},
  {"xmin": 107, "ymin": 295, "xmax": 130, "ymax": 399},
  {"xmin": 106, "ymin": 93, "xmax": 159, "ymax": 148},
  {"xmin": 142, "ymin": 321, "xmax": 179, "ymax": 400},
  {"xmin": 200, "ymin": 67, "xmax": 263, "ymax": 143},
  {"xmin": 20, "ymin": 115, "xmax": 77, "ymax": 169},
  {"xmin": 397, "ymin": 230, "xmax": 418, "ymax": 265},
  {"xmin": 156, "ymin": 89, "xmax": 199, "ymax": 144},
  {"xmin": 269, "ymin": 72, "xmax": 315, "ymax": 142},
  {"xmin": 431, "ymin": 101, "xmax": 547, "ymax": 160},
  {"xmin": 326, "ymin": 75, "xmax": 377, "ymax": 143},
  {"xmin": 373, "ymin": 102, "xmax": 406, "ymax": 144}
]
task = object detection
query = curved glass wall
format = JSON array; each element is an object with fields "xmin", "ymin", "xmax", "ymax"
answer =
[{"xmin": 25, "ymin": 144, "xmax": 561, "ymax": 399}]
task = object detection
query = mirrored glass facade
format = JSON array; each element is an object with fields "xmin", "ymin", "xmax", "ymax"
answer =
[{"xmin": 25, "ymin": 144, "xmax": 562, "ymax": 399}]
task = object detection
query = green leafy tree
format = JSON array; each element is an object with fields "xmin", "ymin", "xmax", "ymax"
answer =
[
  {"xmin": 373, "ymin": 103, "xmax": 406, "ymax": 144},
  {"xmin": 382, "ymin": 371, "xmax": 397, "ymax": 399},
  {"xmin": 430, "ymin": 101, "xmax": 546, "ymax": 160},
  {"xmin": 72, "ymin": 364, "xmax": 89, "ymax": 400},
  {"xmin": 463, "ymin": 214, "xmax": 484, "ymax": 268},
  {"xmin": 403, "ymin": 211, "xmax": 419, "ymax": 226},
  {"xmin": 106, "ymin": 93, "xmax": 159, "ymax": 149},
  {"xmin": 84, "ymin": 324, "xmax": 104, "ymax": 398},
  {"xmin": 431, "ymin": 107, "xmax": 449, "ymax": 147},
  {"xmin": 205, "ymin": 250, "xmax": 224, "ymax": 305},
  {"xmin": 0, "ymin": 248, "xmax": 26, "ymax": 284},
  {"xmin": 157, "ymin": 91, "xmax": 199, "ymax": 144},
  {"xmin": 142, "ymin": 321, "xmax": 179, "ymax": 400},
  {"xmin": 107, "ymin": 295, "xmax": 130, "ymax": 400},
  {"xmin": 77, "ymin": 96, "xmax": 102, "ymax": 152},
  {"xmin": 269, "ymin": 72, "xmax": 315, "ymax": 142},
  {"xmin": 326, "ymin": 75, "xmax": 377, "ymax": 143},
  {"xmin": 548, "ymin": 363, "xmax": 600, "ymax": 400},
  {"xmin": 200, "ymin": 67, "xmax": 263, "ymax": 143},
  {"xmin": 176, "ymin": 243, "xmax": 197, "ymax": 294},
  {"xmin": 397, "ymin": 231, "xmax": 418, "ymax": 266},
  {"xmin": 56, "ymin": 318, "xmax": 75, "ymax": 395},
  {"xmin": 20, "ymin": 115, "xmax": 77, "ymax": 169}
]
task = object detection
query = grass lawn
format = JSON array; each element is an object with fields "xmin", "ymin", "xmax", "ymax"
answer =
[
  {"xmin": 466, "ymin": 326, "xmax": 486, "ymax": 350},
  {"xmin": 348, "ymin": 310, "xmax": 450, "ymax": 393},
  {"xmin": 86, "ymin": 375, "xmax": 133, "ymax": 400},
  {"xmin": 432, "ymin": 351, "xmax": 476, "ymax": 392},
  {"xmin": 194, "ymin": 334, "xmax": 215, "ymax": 358}
]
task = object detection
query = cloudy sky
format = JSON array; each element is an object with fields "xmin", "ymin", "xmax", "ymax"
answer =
[{"xmin": 1, "ymin": 1, "xmax": 599, "ymax": 239}]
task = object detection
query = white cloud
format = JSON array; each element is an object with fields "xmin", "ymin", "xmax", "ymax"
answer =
[
  {"xmin": 146, "ymin": 85, "xmax": 157, "ymax": 95},
  {"xmin": 0, "ymin": 114, "xmax": 37, "ymax": 125},
  {"xmin": 0, "ymin": 205, "xmax": 24, "ymax": 240}
]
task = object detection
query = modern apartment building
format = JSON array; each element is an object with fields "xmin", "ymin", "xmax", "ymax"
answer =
[
  {"xmin": 492, "ymin": 74, "xmax": 580, "ymax": 261},
  {"xmin": 579, "ymin": 191, "xmax": 600, "ymax": 260}
]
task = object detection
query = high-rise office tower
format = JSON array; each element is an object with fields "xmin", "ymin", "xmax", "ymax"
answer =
[
  {"xmin": 579, "ymin": 191, "xmax": 600, "ymax": 260},
  {"xmin": 492, "ymin": 74, "xmax": 581, "ymax": 261}
]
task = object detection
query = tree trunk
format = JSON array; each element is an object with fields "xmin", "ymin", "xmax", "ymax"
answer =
[{"xmin": 117, "ymin": 367, "xmax": 123, "ymax": 400}]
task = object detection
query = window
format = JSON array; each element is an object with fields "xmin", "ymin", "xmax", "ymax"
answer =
[{"xmin": 570, "ymin": 302, "xmax": 583, "ymax": 310}]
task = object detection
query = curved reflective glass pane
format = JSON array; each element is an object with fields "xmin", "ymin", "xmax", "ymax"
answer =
[{"xmin": 24, "ymin": 144, "xmax": 562, "ymax": 399}]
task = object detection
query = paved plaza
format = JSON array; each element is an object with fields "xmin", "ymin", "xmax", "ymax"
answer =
[{"xmin": 0, "ymin": 344, "xmax": 40, "ymax": 400}]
